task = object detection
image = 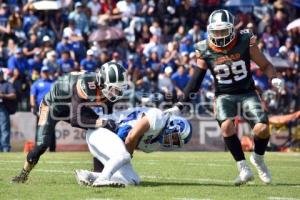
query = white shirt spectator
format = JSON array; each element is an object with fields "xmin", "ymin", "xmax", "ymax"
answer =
[{"xmin": 116, "ymin": 0, "xmax": 136, "ymax": 24}]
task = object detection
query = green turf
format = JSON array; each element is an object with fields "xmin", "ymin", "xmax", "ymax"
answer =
[{"xmin": 0, "ymin": 152, "xmax": 300, "ymax": 200}]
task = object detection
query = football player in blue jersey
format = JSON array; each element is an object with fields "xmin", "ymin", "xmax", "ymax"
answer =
[{"xmin": 74, "ymin": 107, "xmax": 192, "ymax": 187}]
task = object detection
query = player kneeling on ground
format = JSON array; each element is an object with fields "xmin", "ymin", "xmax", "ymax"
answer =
[{"xmin": 74, "ymin": 107, "xmax": 192, "ymax": 187}]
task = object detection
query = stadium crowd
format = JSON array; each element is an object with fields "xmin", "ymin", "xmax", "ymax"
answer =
[{"xmin": 0, "ymin": 0, "xmax": 300, "ymax": 117}]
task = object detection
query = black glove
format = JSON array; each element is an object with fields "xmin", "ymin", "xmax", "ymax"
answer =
[
  {"xmin": 103, "ymin": 119, "xmax": 118, "ymax": 132},
  {"xmin": 11, "ymin": 169, "xmax": 30, "ymax": 183}
]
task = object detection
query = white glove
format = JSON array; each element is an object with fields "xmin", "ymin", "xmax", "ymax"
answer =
[{"xmin": 271, "ymin": 78, "xmax": 284, "ymax": 93}]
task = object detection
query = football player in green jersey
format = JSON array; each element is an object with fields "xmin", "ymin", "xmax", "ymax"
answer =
[
  {"xmin": 167, "ymin": 9, "xmax": 284, "ymax": 185},
  {"xmin": 11, "ymin": 62, "xmax": 128, "ymax": 183}
]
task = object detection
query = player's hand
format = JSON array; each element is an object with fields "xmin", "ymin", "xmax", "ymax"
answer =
[
  {"xmin": 103, "ymin": 119, "xmax": 118, "ymax": 132},
  {"xmin": 271, "ymin": 78, "xmax": 284, "ymax": 93}
]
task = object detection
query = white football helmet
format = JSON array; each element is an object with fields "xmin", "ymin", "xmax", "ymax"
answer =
[
  {"xmin": 160, "ymin": 116, "xmax": 192, "ymax": 148},
  {"xmin": 207, "ymin": 9, "xmax": 235, "ymax": 47}
]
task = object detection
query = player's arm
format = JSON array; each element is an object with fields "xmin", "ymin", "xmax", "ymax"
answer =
[
  {"xmin": 125, "ymin": 115, "xmax": 150, "ymax": 155},
  {"xmin": 165, "ymin": 58, "xmax": 208, "ymax": 114},
  {"xmin": 249, "ymin": 39, "xmax": 275, "ymax": 79},
  {"xmin": 249, "ymin": 38, "xmax": 284, "ymax": 91}
]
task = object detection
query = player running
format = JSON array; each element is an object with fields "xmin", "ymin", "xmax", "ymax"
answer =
[
  {"xmin": 11, "ymin": 62, "xmax": 128, "ymax": 183},
  {"xmin": 168, "ymin": 9, "xmax": 284, "ymax": 185},
  {"xmin": 74, "ymin": 107, "xmax": 192, "ymax": 187}
]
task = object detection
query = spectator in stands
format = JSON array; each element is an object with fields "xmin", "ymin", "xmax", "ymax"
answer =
[
  {"xmin": 179, "ymin": 35, "xmax": 195, "ymax": 54},
  {"xmin": 43, "ymin": 50, "xmax": 59, "ymax": 79},
  {"xmin": 57, "ymin": 50, "xmax": 75, "ymax": 74},
  {"xmin": 68, "ymin": 2, "xmax": 90, "ymax": 35},
  {"xmin": 23, "ymin": 32, "xmax": 41, "ymax": 59},
  {"xmin": 158, "ymin": 66, "xmax": 175, "ymax": 102},
  {"xmin": 56, "ymin": 35, "xmax": 74, "ymax": 59},
  {"xmin": 80, "ymin": 49, "xmax": 97, "ymax": 72},
  {"xmin": 188, "ymin": 21, "xmax": 206, "ymax": 43},
  {"xmin": 253, "ymin": 0, "xmax": 274, "ymax": 20},
  {"xmin": 143, "ymin": 35, "xmax": 165, "ymax": 59},
  {"xmin": 7, "ymin": 48, "xmax": 29, "ymax": 77},
  {"xmin": 253, "ymin": 69, "xmax": 269, "ymax": 91},
  {"xmin": 115, "ymin": 0, "xmax": 136, "ymax": 27},
  {"xmin": 28, "ymin": 51, "xmax": 43, "ymax": 81},
  {"xmin": 171, "ymin": 65, "xmax": 190, "ymax": 99},
  {"xmin": 0, "ymin": 68, "xmax": 16, "ymax": 152}
]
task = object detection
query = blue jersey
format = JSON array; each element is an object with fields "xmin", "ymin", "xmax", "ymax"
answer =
[{"xmin": 114, "ymin": 107, "xmax": 168, "ymax": 152}]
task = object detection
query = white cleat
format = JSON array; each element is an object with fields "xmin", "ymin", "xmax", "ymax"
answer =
[
  {"xmin": 250, "ymin": 153, "xmax": 272, "ymax": 184},
  {"xmin": 92, "ymin": 176, "xmax": 125, "ymax": 188},
  {"xmin": 74, "ymin": 169, "xmax": 97, "ymax": 186},
  {"xmin": 234, "ymin": 160, "xmax": 254, "ymax": 186}
]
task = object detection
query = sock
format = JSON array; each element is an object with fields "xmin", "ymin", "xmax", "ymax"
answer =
[
  {"xmin": 93, "ymin": 157, "xmax": 104, "ymax": 172},
  {"xmin": 254, "ymin": 136, "xmax": 270, "ymax": 155},
  {"xmin": 224, "ymin": 134, "xmax": 245, "ymax": 161}
]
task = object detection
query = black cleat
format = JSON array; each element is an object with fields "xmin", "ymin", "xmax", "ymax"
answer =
[{"xmin": 11, "ymin": 169, "xmax": 29, "ymax": 183}]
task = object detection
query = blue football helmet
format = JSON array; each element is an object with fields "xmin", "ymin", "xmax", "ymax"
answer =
[{"xmin": 160, "ymin": 116, "xmax": 192, "ymax": 148}]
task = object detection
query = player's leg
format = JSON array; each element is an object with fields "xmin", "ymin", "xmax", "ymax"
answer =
[
  {"xmin": 85, "ymin": 128, "xmax": 132, "ymax": 186},
  {"xmin": 216, "ymin": 94, "xmax": 253, "ymax": 185},
  {"xmin": 11, "ymin": 102, "xmax": 57, "ymax": 183},
  {"xmin": 242, "ymin": 92, "xmax": 271, "ymax": 184}
]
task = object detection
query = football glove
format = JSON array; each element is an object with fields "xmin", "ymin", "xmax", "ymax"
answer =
[
  {"xmin": 271, "ymin": 78, "xmax": 284, "ymax": 93},
  {"xmin": 11, "ymin": 169, "xmax": 30, "ymax": 183}
]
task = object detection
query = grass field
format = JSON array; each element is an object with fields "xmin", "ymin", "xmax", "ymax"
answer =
[{"xmin": 0, "ymin": 152, "xmax": 300, "ymax": 200}]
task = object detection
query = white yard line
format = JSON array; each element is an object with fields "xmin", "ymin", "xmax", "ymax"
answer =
[
  {"xmin": 268, "ymin": 197, "xmax": 300, "ymax": 200},
  {"xmin": 173, "ymin": 198, "xmax": 212, "ymax": 200}
]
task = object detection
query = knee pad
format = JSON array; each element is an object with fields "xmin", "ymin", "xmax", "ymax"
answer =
[{"xmin": 27, "ymin": 145, "xmax": 48, "ymax": 165}]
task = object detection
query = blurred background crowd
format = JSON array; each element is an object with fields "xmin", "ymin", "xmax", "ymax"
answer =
[{"xmin": 0, "ymin": 0, "xmax": 300, "ymax": 116}]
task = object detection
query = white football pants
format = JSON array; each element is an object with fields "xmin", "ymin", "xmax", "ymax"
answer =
[{"xmin": 86, "ymin": 128, "xmax": 140, "ymax": 185}]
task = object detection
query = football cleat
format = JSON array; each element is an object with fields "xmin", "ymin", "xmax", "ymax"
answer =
[
  {"xmin": 234, "ymin": 160, "xmax": 254, "ymax": 186},
  {"xmin": 11, "ymin": 169, "xmax": 30, "ymax": 183},
  {"xmin": 74, "ymin": 169, "xmax": 97, "ymax": 186},
  {"xmin": 250, "ymin": 153, "xmax": 272, "ymax": 184},
  {"xmin": 92, "ymin": 176, "xmax": 125, "ymax": 188}
]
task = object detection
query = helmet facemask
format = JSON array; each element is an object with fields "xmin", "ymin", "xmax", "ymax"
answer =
[
  {"xmin": 207, "ymin": 23, "xmax": 235, "ymax": 47},
  {"xmin": 101, "ymin": 81, "xmax": 128, "ymax": 102},
  {"xmin": 160, "ymin": 117, "xmax": 192, "ymax": 148}
]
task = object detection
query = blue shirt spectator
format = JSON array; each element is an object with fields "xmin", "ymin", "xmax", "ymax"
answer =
[
  {"xmin": 7, "ymin": 49, "xmax": 29, "ymax": 76},
  {"xmin": 56, "ymin": 36, "xmax": 73, "ymax": 57},
  {"xmin": 179, "ymin": 35, "xmax": 195, "ymax": 54},
  {"xmin": 253, "ymin": 69, "xmax": 269, "ymax": 91},
  {"xmin": 80, "ymin": 49, "xmax": 97, "ymax": 72},
  {"xmin": 171, "ymin": 66, "xmax": 190, "ymax": 90},
  {"xmin": 57, "ymin": 51, "xmax": 75, "ymax": 74},
  {"xmin": 28, "ymin": 53, "xmax": 43, "ymax": 73},
  {"xmin": 68, "ymin": 2, "xmax": 89, "ymax": 34},
  {"xmin": 30, "ymin": 66, "xmax": 53, "ymax": 109}
]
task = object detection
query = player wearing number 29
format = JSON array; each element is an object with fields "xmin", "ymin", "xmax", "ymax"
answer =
[
  {"xmin": 168, "ymin": 10, "xmax": 284, "ymax": 185},
  {"xmin": 11, "ymin": 61, "xmax": 128, "ymax": 184}
]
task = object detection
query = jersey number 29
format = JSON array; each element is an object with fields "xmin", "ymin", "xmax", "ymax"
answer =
[{"xmin": 214, "ymin": 60, "xmax": 247, "ymax": 84}]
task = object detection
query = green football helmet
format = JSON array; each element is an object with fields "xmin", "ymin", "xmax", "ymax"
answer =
[
  {"xmin": 207, "ymin": 9, "xmax": 235, "ymax": 47},
  {"xmin": 97, "ymin": 61, "xmax": 128, "ymax": 102}
]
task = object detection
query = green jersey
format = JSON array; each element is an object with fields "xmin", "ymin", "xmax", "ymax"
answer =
[
  {"xmin": 44, "ymin": 72, "xmax": 99, "ymax": 104},
  {"xmin": 194, "ymin": 30, "xmax": 256, "ymax": 96}
]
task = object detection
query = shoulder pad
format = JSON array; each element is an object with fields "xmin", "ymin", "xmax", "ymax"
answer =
[
  {"xmin": 194, "ymin": 40, "xmax": 208, "ymax": 59},
  {"xmin": 239, "ymin": 29, "xmax": 257, "ymax": 46}
]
